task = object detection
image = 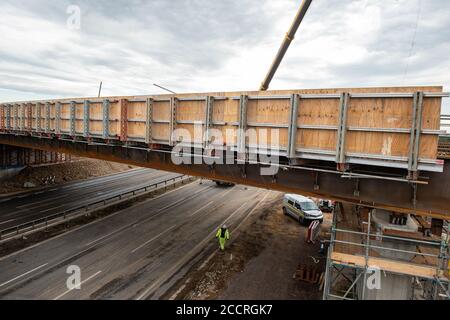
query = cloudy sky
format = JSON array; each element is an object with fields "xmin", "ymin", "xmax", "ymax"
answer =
[{"xmin": 0, "ymin": 0, "xmax": 449, "ymax": 111}]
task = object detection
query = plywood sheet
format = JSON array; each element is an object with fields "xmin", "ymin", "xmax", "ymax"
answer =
[{"xmin": 1, "ymin": 86, "xmax": 443, "ymax": 169}]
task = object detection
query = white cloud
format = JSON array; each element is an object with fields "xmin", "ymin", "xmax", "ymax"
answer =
[{"xmin": 0, "ymin": 0, "xmax": 448, "ymax": 113}]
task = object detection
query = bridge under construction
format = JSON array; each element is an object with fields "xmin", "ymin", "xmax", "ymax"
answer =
[
  {"xmin": 0, "ymin": 0, "xmax": 449, "ymax": 301},
  {"xmin": 0, "ymin": 86, "xmax": 449, "ymax": 219}
]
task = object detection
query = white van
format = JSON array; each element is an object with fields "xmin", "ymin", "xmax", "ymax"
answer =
[{"xmin": 282, "ymin": 194, "xmax": 323, "ymax": 224}]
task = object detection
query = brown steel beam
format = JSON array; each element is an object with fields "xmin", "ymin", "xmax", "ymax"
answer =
[{"xmin": 0, "ymin": 134, "xmax": 449, "ymax": 219}]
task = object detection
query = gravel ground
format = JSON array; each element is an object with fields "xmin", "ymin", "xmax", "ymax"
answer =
[
  {"xmin": 170, "ymin": 194, "xmax": 331, "ymax": 300},
  {"xmin": 0, "ymin": 159, "xmax": 135, "ymax": 194}
]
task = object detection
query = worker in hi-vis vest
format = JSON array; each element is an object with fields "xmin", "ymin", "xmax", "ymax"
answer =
[{"xmin": 216, "ymin": 224, "xmax": 230, "ymax": 251}]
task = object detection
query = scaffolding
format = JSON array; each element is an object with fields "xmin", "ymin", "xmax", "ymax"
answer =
[{"xmin": 323, "ymin": 206, "xmax": 449, "ymax": 300}]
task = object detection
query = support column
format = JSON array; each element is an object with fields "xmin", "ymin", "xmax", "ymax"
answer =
[
  {"xmin": 13, "ymin": 104, "xmax": 19, "ymax": 130},
  {"xmin": 237, "ymin": 95, "xmax": 248, "ymax": 159},
  {"xmin": 145, "ymin": 98, "xmax": 153, "ymax": 144},
  {"xmin": 6, "ymin": 104, "xmax": 11, "ymax": 130},
  {"xmin": 83, "ymin": 100, "xmax": 90, "ymax": 138},
  {"xmin": 45, "ymin": 102, "xmax": 51, "ymax": 133},
  {"xmin": 0, "ymin": 105, "xmax": 4, "ymax": 131},
  {"xmin": 102, "ymin": 99, "xmax": 110, "ymax": 139},
  {"xmin": 408, "ymin": 91, "xmax": 424, "ymax": 179},
  {"xmin": 69, "ymin": 101, "xmax": 76, "ymax": 137},
  {"xmin": 204, "ymin": 96, "xmax": 214, "ymax": 148},
  {"xmin": 20, "ymin": 103, "xmax": 26, "ymax": 131},
  {"xmin": 55, "ymin": 102, "xmax": 61, "ymax": 134},
  {"xmin": 323, "ymin": 204, "xmax": 338, "ymax": 300},
  {"xmin": 169, "ymin": 97, "xmax": 178, "ymax": 146},
  {"xmin": 26, "ymin": 103, "xmax": 32, "ymax": 132},
  {"xmin": 335, "ymin": 92, "xmax": 350, "ymax": 170},
  {"xmin": 35, "ymin": 102, "xmax": 41, "ymax": 133},
  {"xmin": 287, "ymin": 94, "xmax": 299, "ymax": 158},
  {"xmin": 119, "ymin": 99, "xmax": 128, "ymax": 142}
]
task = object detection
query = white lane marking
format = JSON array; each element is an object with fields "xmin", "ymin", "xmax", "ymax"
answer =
[
  {"xmin": 15, "ymin": 173, "xmax": 174, "ymax": 210},
  {"xmin": 0, "ymin": 263, "xmax": 48, "ymax": 288},
  {"xmin": 165, "ymin": 191, "xmax": 268, "ymax": 298},
  {"xmin": 39, "ymin": 205, "xmax": 65, "ymax": 213},
  {"xmin": 85, "ymin": 180, "xmax": 198, "ymax": 243},
  {"xmin": 1, "ymin": 170, "xmax": 148, "ymax": 204},
  {"xmin": 233, "ymin": 191, "xmax": 271, "ymax": 232},
  {"xmin": 15, "ymin": 196, "xmax": 69, "ymax": 209},
  {"xmin": 85, "ymin": 229, "xmax": 123, "ymax": 247},
  {"xmin": 189, "ymin": 201, "xmax": 214, "ymax": 217},
  {"xmin": 187, "ymin": 185, "xmax": 234, "ymax": 218},
  {"xmin": 131, "ymin": 225, "xmax": 177, "ymax": 254},
  {"xmin": 34, "ymin": 191, "xmax": 44, "ymax": 195},
  {"xmin": 136, "ymin": 202, "xmax": 248, "ymax": 300},
  {"xmin": 0, "ymin": 219, "xmax": 16, "ymax": 226},
  {"xmin": 169, "ymin": 284, "xmax": 186, "ymax": 300},
  {"xmin": 0, "ymin": 177, "xmax": 194, "ymax": 263},
  {"xmin": 53, "ymin": 270, "xmax": 102, "ymax": 300},
  {"xmin": 217, "ymin": 187, "xmax": 235, "ymax": 200},
  {"xmin": 197, "ymin": 251, "xmax": 217, "ymax": 271}
]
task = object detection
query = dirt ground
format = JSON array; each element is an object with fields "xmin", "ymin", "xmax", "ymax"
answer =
[
  {"xmin": 0, "ymin": 158, "xmax": 135, "ymax": 194},
  {"xmin": 170, "ymin": 194, "xmax": 332, "ymax": 300}
]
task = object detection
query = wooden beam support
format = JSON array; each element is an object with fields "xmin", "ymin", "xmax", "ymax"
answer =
[{"xmin": 330, "ymin": 251, "xmax": 443, "ymax": 279}]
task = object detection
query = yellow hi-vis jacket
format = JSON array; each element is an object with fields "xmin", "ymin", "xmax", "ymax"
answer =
[{"xmin": 216, "ymin": 227, "xmax": 230, "ymax": 240}]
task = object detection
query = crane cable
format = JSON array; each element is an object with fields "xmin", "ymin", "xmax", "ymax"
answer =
[{"xmin": 402, "ymin": 0, "xmax": 422, "ymax": 84}]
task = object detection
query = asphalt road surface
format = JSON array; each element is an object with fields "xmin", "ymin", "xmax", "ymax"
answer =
[
  {"xmin": 0, "ymin": 180, "xmax": 276, "ymax": 299},
  {"xmin": 0, "ymin": 168, "xmax": 181, "ymax": 230}
]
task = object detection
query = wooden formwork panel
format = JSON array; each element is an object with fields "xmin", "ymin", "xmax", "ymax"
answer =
[
  {"xmin": 152, "ymin": 123, "xmax": 170, "ymax": 141},
  {"xmin": 109, "ymin": 102, "xmax": 120, "ymax": 137},
  {"xmin": 88, "ymin": 101, "xmax": 103, "ymax": 136},
  {"xmin": 126, "ymin": 100, "xmax": 146, "ymax": 140},
  {"xmin": 0, "ymin": 86, "xmax": 445, "ymax": 172},
  {"xmin": 297, "ymin": 129, "xmax": 337, "ymax": 151},
  {"xmin": 177, "ymin": 100, "xmax": 205, "ymax": 122},
  {"xmin": 247, "ymin": 99, "xmax": 290, "ymax": 124},
  {"xmin": 75, "ymin": 103, "xmax": 83, "ymax": 134},
  {"xmin": 175, "ymin": 124, "xmax": 204, "ymax": 144}
]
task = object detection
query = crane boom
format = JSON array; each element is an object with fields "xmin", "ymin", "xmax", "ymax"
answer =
[{"xmin": 259, "ymin": 0, "xmax": 313, "ymax": 91}]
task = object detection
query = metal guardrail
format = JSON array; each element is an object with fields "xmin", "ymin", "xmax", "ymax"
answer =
[{"xmin": 0, "ymin": 174, "xmax": 191, "ymax": 240}]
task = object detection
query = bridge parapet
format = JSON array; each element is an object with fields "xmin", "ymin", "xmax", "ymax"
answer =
[{"xmin": 1, "ymin": 86, "xmax": 449, "ymax": 218}]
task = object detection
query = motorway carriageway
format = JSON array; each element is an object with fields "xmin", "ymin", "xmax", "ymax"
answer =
[
  {"xmin": 0, "ymin": 168, "xmax": 182, "ymax": 230},
  {"xmin": 0, "ymin": 179, "xmax": 277, "ymax": 299}
]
